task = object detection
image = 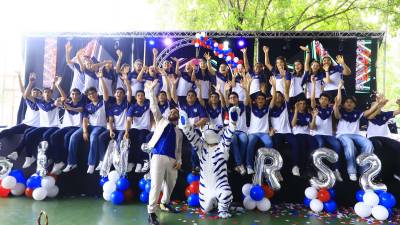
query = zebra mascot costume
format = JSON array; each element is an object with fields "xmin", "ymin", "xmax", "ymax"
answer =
[{"xmin": 179, "ymin": 106, "xmax": 239, "ymax": 218}]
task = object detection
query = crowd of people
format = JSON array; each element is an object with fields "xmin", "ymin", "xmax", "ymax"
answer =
[{"xmin": 1, "ymin": 42, "xmax": 399, "ymax": 183}]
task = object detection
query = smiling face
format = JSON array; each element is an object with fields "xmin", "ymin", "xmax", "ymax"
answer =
[
  {"xmin": 134, "ymin": 61, "xmax": 143, "ymax": 72},
  {"xmin": 219, "ymin": 64, "xmax": 228, "ymax": 74},
  {"xmin": 297, "ymin": 100, "xmax": 307, "ymax": 112},
  {"xmin": 343, "ymin": 98, "xmax": 356, "ymax": 111},
  {"xmin": 136, "ymin": 91, "xmax": 145, "ymax": 104},
  {"xmin": 114, "ymin": 89, "xmax": 125, "ymax": 102},
  {"xmin": 254, "ymin": 63, "xmax": 263, "ymax": 74},
  {"xmin": 276, "ymin": 58, "xmax": 285, "ymax": 70},
  {"xmin": 210, "ymin": 93, "xmax": 220, "ymax": 104},
  {"xmin": 229, "ymin": 93, "xmax": 239, "ymax": 105},
  {"xmin": 168, "ymin": 108, "xmax": 179, "ymax": 122},
  {"xmin": 294, "ymin": 61, "xmax": 303, "ymax": 73},
  {"xmin": 199, "ymin": 60, "xmax": 207, "ymax": 70},
  {"xmin": 162, "ymin": 61, "xmax": 171, "ymax": 70},
  {"xmin": 43, "ymin": 88, "xmax": 53, "ymax": 101},
  {"xmin": 158, "ymin": 91, "xmax": 167, "ymax": 103},
  {"xmin": 32, "ymin": 89, "xmax": 42, "ymax": 98},
  {"xmin": 87, "ymin": 89, "xmax": 99, "ymax": 102},
  {"xmin": 186, "ymin": 91, "xmax": 196, "ymax": 105},
  {"xmin": 256, "ymin": 95, "xmax": 266, "ymax": 107},
  {"xmin": 322, "ymin": 57, "xmax": 332, "ymax": 67},
  {"xmin": 311, "ymin": 61, "xmax": 321, "ymax": 73}
]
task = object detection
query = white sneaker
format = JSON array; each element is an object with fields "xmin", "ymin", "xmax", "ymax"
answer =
[
  {"xmin": 62, "ymin": 164, "xmax": 77, "ymax": 173},
  {"xmin": 87, "ymin": 165, "xmax": 95, "ymax": 174},
  {"xmin": 141, "ymin": 160, "xmax": 149, "ymax": 173},
  {"xmin": 218, "ymin": 211, "xmax": 232, "ymax": 219},
  {"xmin": 334, "ymin": 169, "xmax": 343, "ymax": 182},
  {"xmin": 135, "ymin": 164, "xmax": 142, "ymax": 173},
  {"xmin": 349, "ymin": 174, "xmax": 357, "ymax": 181},
  {"xmin": 22, "ymin": 157, "xmax": 36, "ymax": 168},
  {"xmin": 292, "ymin": 166, "xmax": 300, "ymax": 176},
  {"xmin": 247, "ymin": 166, "xmax": 255, "ymax": 175},
  {"xmin": 95, "ymin": 161, "xmax": 103, "ymax": 171},
  {"xmin": 51, "ymin": 162, "xmax": 65, "ymax": 174},
  {"xmin": 7, "ymin": 152, "xmax": 18, "ymax": 161},
  {"xmin": 238, "ymin": 165, "xmax": 246, "ymax": 175},
  {"xmin": 127, "ymin": 163, "xmax": 134, "ymax": 173}
]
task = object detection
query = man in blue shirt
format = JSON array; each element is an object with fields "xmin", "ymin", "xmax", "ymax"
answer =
[{"xmin": 145, "ymin": 80, "xmax": 182, "ymax": 225}]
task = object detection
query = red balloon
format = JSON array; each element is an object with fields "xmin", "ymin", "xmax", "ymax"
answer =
[
  {"xmin": 25, "ymin": 188, "xmax": 33, "ymax": 198},
  {"xmin": 0, "ymin": 186, "xmax": 10, "ymax": 198},
  {"xmin": 185, "ymin": 186, "xmax": 192, "ymax": 198},
  {"xmin": 204, "ymin": 37, "xmax": 208, "ymax": 41},
  {"xmin": 262, "ymin": 184, "xmax": 274, "ymax": 199},
  {"xmin": 214, "ymin": 51, "xmax": 218, "ymax": 56},
  {"xmin": 317, "ymin": 188, "xmax": 331, "ymax": 202},
  {"xmin": 123, "ymin": 188, "xmax": 134, "ymax": 202},
  {"xmin": 189, "ymin": 181, "xmax": 199, "ymax": 194},
  {"xmin": 237, "ymin": 60, "xmax": 244, "ymax": 65},
  {"xmin": 218, "ymin": 44, "xmax": 223, "ymax": 50},
  {"xmin": 191, "ymin": 40, "xmax": 195, "ymax": 44}
]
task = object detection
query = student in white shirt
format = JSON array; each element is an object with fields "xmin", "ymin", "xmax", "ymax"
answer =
[
  {"xmin": 22, "ymin": 75, "xmax": 62, "ymax": 169},
  {"xmin": 288, "ymin": 46, "xmax": 309, "ymax": 107},
  {"xmin": 310, "ymin": 78, "xmax": 343, "ymax": 181},
  {"xmin": 98, "ymin": 50, "xmax": 122, "ymax": 96},
  {"xmin": 50, "ymin": 80, "xmax": 84, "ymax": 174},
  {"xmin": 230, "ymin": 64, "xmax": 246, "ymax": 102},
  {"xmin": 64, "ymin": 72, "xmax": 110, "ymax": 174},
  {"xmin": 333, "ymin": 84, "xmax": 382, "ymax": 181},
  {"xmin": 303, "ymin": 60, "xmax": 324, "ymax": 101},
  {"xmin": 207, "ymin": 57, "xmax": 231, "ymax": 94},
  {"xmin": 4, "ymin": 72, "xmax": 42, "ymax": 161},
  {"xmin": 366, "ymin": 97, "xmax": 400, "ymax": 181},
  {"xmin": 264, "ymin": 46, "xmax": 290, "ymax": 96},
  {"xmin": 203, "ymin": 83, "xmax": 226, "ymax": 128},
  {"xmin": 242, "ymin": 47, "xmax": 267, "ymax": 100},
  {"xmin": 171, "ymin": 57, "xmax": 196, "ymax": 103},
  {"xmin": 97, "ymin": 74, "xmax": 132, "ymax": 171},
  {"xmin": 322, "ymin": 55, "xmax": 351, "ymax": 100},
  {"xmin": 65, "ymin": 42, "xmax": 85, "ymax": 92}
]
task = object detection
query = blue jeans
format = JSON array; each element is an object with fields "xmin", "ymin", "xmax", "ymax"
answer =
[
  {"xmin": 50, "ymin": 127, "xmax": 79, "ymax": 163},
  {"xmin": 68, "ymin": 126, "xmax": 106, "ymax": 166},
  {"xmin": 231, "ymin": 131, "xmax": 248, "ymax": 166},
  {"xmin": 246, "ymin": 133, "xmax": 273, "ymax": 168},
  {"xmin": 272, "ymin": 133, "xmax": 298, "ymax": 167},
  {"xmin": 337, "ymin": 134, "xmax": 374, "ymax": 175},
  {"xmin": 314, "ymin": 135, "xmax": 342, "ymax": 169},
  {"xmin": 25, "ymin": 127, "xmax": 59, "ymax": 159}
]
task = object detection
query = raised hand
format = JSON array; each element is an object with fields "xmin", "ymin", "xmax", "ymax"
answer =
[
  {"xmin": 204, "ymin": 52, "xmax": 211, "ymax": 61},
  {"xmin": 141, "ymin": 65, "xmax": 148, "ymax": 73},
  {"xmin": 224, "ymin": 82, "xmax": 232, "ymax": 92},
  {"xmin": 54, "ymin": 76, "xmax": 62, "ymax": 86},
  {"xmin": 263, "ymin": 46, "xmax": 269, "ymax": 53},
  {"xmin": 171, "ymin": 57, "xmax": 179, "ymax": 62},
  {"xmin": 323, "ymin": 64, "xmax": 330, "ymax": 72},
  {"xmin": 338, "ymin": 80, "xmax": 344, "ymax": 89},
  {"xmin": 312, "ymin": 108, "xmax": 319, "ymax": 117},
  {"xmin": 336, "ymin": 55, "xmax": 345, "ymax": 65},
  {"xmin": 96, "ymin": 70, "xmax": 104, "ymax": 78},
  {"xmin": 168, "ymin": 76, "xmax": 179, "ymax": 86},
  {"xmin": 195, "ymin": 79, "xmax": 201, "ymax": 88},
  {"xmin": 116, "ymin": 49, "xmax": 123, "ymax": 58},
  {"xmin": 29, "ymin": 72, "xmax": 36, "ymax": 82},
  {"xmin": 269, "ymin": 76, "xmax": 276, "ymax": 86},
  {"xmin": 299, "ymin": 46, "xmax": 309, "ymax": 52},
  {"xmin": 214, "ymin": 83, "xmax": 222, "ymax": 93},
  {"xmin": 152, "ymin": 48, "xmax": 158, "ymax": 55},
  {"xmin": 240, "ymin": 48, "xmax": 247, "ymax": 54},
  {"xmin": 294, "ymin": 102, "xmax": 299, "ymax": 112},
  {"xmin": 65, "ymin": 41, "xmax": 72, "ymax": 52}
]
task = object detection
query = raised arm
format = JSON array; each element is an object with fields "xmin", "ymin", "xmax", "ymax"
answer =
[
  {"xmin": 54, "ymin": 76, "xmax": 67, "ymax": 100},
  {"xmin": 280, "ymin": 68, "xmax": 290, "ymax": 102},
  {"xmin": 147, "ymin": 79, "xmax": 163, "ymax": 122},
  {"xmin": 92, "ymin": 60, "xmax": 112, "ymax": 72},
  {"xmin": 171, "ymin": 57, "xmax": 181, "ymax": 76},
  {"xmin": 196, "ymin": 80, "xmax": 205, "ymax": 107},
  {"xmin": 169, "ymin": 76, "xmax": 179, "ymax": 104},
  {"xmin": 300, "ymin": 46, "xmax": 310, "ymax": 72},
  {"xmin": 204, "ymin": 52, "xmax": 216, "ymax": 76},
  {"xmin": 122, "ymin": 73, "xmax": 132, "ymax": 103},
  {"xmin": 214, "ymin": 83, "xmax": 226, "ymax": 108},
  {"xmin": 364, "ymin": 96, "xmax": 387, "ymax": 118},
  {"xmin": 115, "ymin": 50, "xmax": 123, "ymax": 73},
  {"xmin": 242, "ymin": 74, "xmax": 251, "ymax": 106},
  {"xmin": 179, "ymin": 112, "xmax": 204, "ymax": 151},
  {"xmin": 97, "ymin": 70, "xmax": 109, "ymax": 101},
  {"xmin": 310, "ymin": 75, "xmax": 317, "ymax": 109},
  {"xmin": 241, "ymin": 48, "xmax": 250, "ymax": 73},
  {"xmin": 65, "ymin": 42, "xmax": 73, "ymax": 66},
  {"xmin": 333, "ymin": 80, "xmax": 343, "ymax": 119},
  {"xmin": 24, "ymin": 72, "xmax": 36, "ymax": 101},
  {"xmin": 263, "ymin": 46, "xmax": 273, "ymax": 71},
  {"xmin": 152, "ymin": 48, "xmax": 158, "ymax": 68},
  {"xmin": 336, "ymin": 55, "xmax": 351, "ymax": 76},
  {"xmin": 136, "ymin": 65, "xmax": 147, "ymax": 82},
  {"xmin": 291, "ymin": 103, "xmax": 299, "ymax": 127},
  {"xmin": 222, "ymin": 106, "xmax": 239, "ymax": 149},
  {"xmin": 310, "ymin": 108, "xmax": 318, "ymax": 130},
  {"xmin": 17, "ymin": 71, "xmax": 25, "ymax": 95},
  {"xmin": 269, "ymin": 76, "xmax": 277, "ymax": 108},
  {"xmin": 76, "ymin": 49, "xmax": 86, "ymax": 72}
]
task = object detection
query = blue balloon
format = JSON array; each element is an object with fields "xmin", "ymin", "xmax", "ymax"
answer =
[
  {"xmin": 323, "ymin": 200, "xmax": 337, "ymax": 213},
  {"xmin": 139, "ymin": 178, "xmax": 147, "ymax": 191},
  {"xmin": 304, "ymin": 197, "xmax": 312, "ymax": 207},
  {"xmin": 140, "ymin": 191, "xmax": 149, "ymax": 203},
  {"xmin": 375, "ymin": 189, "xmax": 386, "ymax": 195},
  {"xmin": 188, "ymin": 194, "xmax": 200, "ymax": 207},
  {"xmin": 10, "ymin": 170, "xmax": 26, "ymax": 183},
  {"xmin": 111, "ymin": 191, "xmax": 124, "ymax": 205},
  {"xmin": 378, "ymin": 191, "xmax": 396, "ymax": 208},
  {"xmin": 26, "ymin": 175, "xmax": 41, "ymax": 189},
  {"xmin": 99, "ymin": 177, "xmax": 109, "ymax": 187},
  {"xmin": 145, "ymin": 180, "xmax": 152, "ymax": 193},
  {"xmin": 116, "ymin": 177, "xmax": 130, "ymax": 192},
  {"xmin": 250, "ymin": 185, "xmax": 265, "ymax": 201},
  {"xmin": 355, "ymin": 189, "xmax": 365, "ymax": 202},
  {"xmin": 186, "ymin": 173, "xmax": 200, "ymax": 184},
  {"xmin": 328, "ymin": 188, "xmax": 336, "ymax": 199}
]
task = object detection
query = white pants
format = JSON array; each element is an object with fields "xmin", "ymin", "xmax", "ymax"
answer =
[{"xmin": 147, "ymin": 154, "xmax": 178, "ymax": 213}]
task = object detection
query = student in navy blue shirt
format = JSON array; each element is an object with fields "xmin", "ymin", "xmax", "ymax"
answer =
[
  {"xmin": 125, "ymin": 59, "xmax": 145, "ymax": 97},
  {"xmin": 322, "ymin": 55, "xmax": 351, "ymax": 100},
  {"xmin": 287, "ymin": 46, "xmax": 309, "ymax": 107},
  {"xmin": 97, "ymin": 74, "xmax": 132, "ymax": 171},
  {"xmin": 302, "ymin": 60, "xmax": 324, "ymax": 103},
  {"xmin": 290, "ymin": 98, "xmax": 317, "ymax": 177},
  {"xmin": 242, "ymin": 47, "xmax": 267, "ymax": 100},
  {"xmin": 50, "ymin": 80, "xmax": 85, "ymax": 174},
  {"xmin": 65, "ymin": 42, "xmax": 85, "ymax": 92},
  {"xmin": 64, "ymin": 72, "xmax": 110, "ymax": 174},
  {"xmin": 171, "ymin": 57, "xmax": 196, "ymax": 103},
  {"xmin": 264, "ymin": 46, "xmax": 290, "ymax": 97},
  {"xmin": 99, "ymin": 50, "xmax": 122, "ymax": 96},
  {"xmin": 171, "ymin": 77, "xmax": 208, "ymax": 172},
  {"xmin": 333, "ymin": 83, "xmax": 382, "ymax": 181},
  {"xmin": 366, "ymin": 97, "xmax": 400, "ymax": 181},
  {"xmin": 202, "ymin": 83, "xmax": 226, "ymax": 128},
  {"xmin": 3, "ymin": 72, "xmax": 42, "ymax": 161},
  {"xmin": 207, "ymin": 59, "xmax": 231, "ymax": 94}
]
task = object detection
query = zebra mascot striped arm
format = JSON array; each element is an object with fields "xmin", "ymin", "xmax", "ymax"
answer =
[
  {"xmin": 221, "ymin": 106, "xmax": 239, "ymax": 150},
  {"xmin": 179, "ymin": 111, "xmax": 204, "ymax": 156}
]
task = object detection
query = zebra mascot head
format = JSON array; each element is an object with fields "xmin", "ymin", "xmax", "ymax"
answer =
[{"xmin": 201, "ymin": 123, "xmax": 224, "ymax": 145}]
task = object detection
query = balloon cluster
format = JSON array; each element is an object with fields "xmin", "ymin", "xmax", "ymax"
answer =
[
  {"xmin": 0, "ymin": 169, "xmax": 26, "ymax": 197},
  {"xmin": 304, "ymin": 186, "xmax": 337, "ymax": 213},
  {"xmin": 184, "ymin": 173, "xmax": 200, "ymax": 207},
  {"xmin": 100, "ymin": 170, "xmax": 131, "ymax": 205},
  {"xmin": 354, "ymin": 189, "xmax": 396, "ymax": 221},
  {"xmin": 138, "ymin": 177, "xmax": 151, "ymax": 204},
  {"xmin": 25, "ymin": 173, "xmax": 58, "ymax": 200},
  {"xmin": 242, "ymin": 183, "xmax": 274, "ymax": 212},
  {"xmin": 192, "ymin": 32, "xmax": 243, "ymax": 69}
]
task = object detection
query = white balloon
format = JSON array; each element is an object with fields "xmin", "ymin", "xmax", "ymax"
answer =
[
  {"xmin": 226, "ymin": 56, "xmax": 232, "ymax": 61},
  {"xmin": 11, "ymin": 183, "xmax": 25, "ymax": 196},
  {"xmin": 32, "ymin": 187, "xmax": 48, "ymax": 201},
  {"xmin": 256, "ymin": 197, "xmax": 271, "ymax": 212},
  {"xmin": 310, "ymin": 199, "xmax": 324, "ymax": 213},
  {"xmin": 47, "ymin": 185, "xmax": 59, "ymax": 198},
  {"xmin": 1, "ymin": 176, "xmax": 17, "ymax": 189},
  {"xmin": 108, "ymin": 171, "xmax": 120, "ymax": 183},
  {"xmin": 194, "ymin": 43, "xmax": 199, "ymax": 47},
  {"xmin": 103, "ymin": 181, "xmax": 116, "ymax": 194},
  {"xmin": 200, "ymin": 32, "xmax": 206, "ymax": 37},
  {"xmin": 354, "ymin": 202, "xmax": 372, "ymax": 218},
  {"xmin": 218, "ymin": 54, "xmax": 223, "ymax": 59},
  {"xmin": 243, "ymin": 196, "xmax": 256, "ymax": 210},
  {"xmin": 195, "ymin": 33, "xmax": 201, "ymax": 39},
  {"xmin": 41, "ymin": 176, "xmax": 56, "ymax": 189},
  {"xmin": 242, "ymin": 183, "xmax": 252, "ymax": 196},
  {"xmin": 103, "ymin": 191, "xmax": 111, "ymax": 201},
  {"xmin": 213, "ymin": 43, "xmax": 218, "ymax": 48},
  {"xmin": 363, "ymin": 191, "xmax": 379, "ymax": 207},
  {"xmin": 305, "ymin": 186, "xmax": 318, "ymax": 200},
  {"xmin": 233, "ymin": 57, "xmax": 239, "ymax": 63},
  {"xmin": 371, "ymin": 205, "xmax": 389, "ymax": 221}
]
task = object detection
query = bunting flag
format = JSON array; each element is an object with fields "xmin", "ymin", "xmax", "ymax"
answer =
[
  {"xmin": 42, "ymin": 38, "xmax": 57, "ymax": 88},
  {"xmin": 355, "ymin": 40, "xmax": 372, "ymax": 93}
]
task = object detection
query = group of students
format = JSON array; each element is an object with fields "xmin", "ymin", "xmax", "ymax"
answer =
[{"xmin": 0, "ymin": 42, "xmax": 399, "ymax": 182}]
